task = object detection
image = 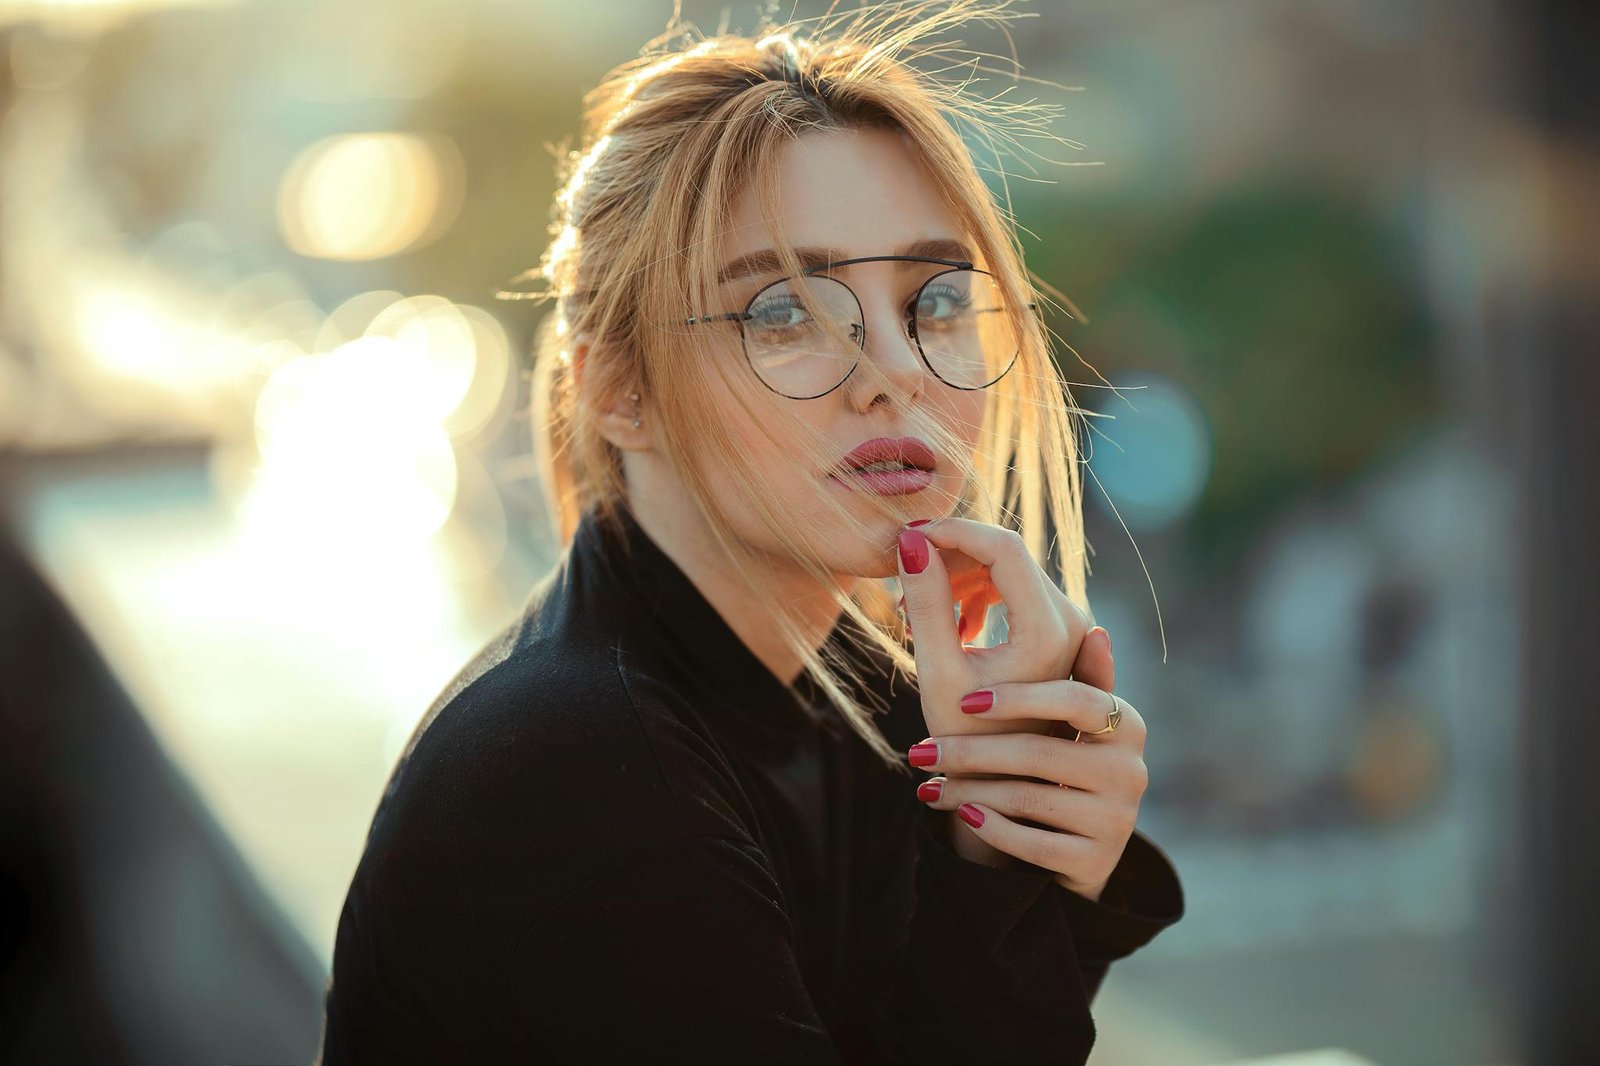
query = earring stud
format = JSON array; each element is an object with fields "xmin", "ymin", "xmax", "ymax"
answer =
[{"xmin": 628, "ymin": 392, "xmax": 641, "ymax": 429}]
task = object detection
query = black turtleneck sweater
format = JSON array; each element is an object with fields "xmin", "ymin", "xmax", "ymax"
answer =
[{"xmin": 315, "ymin": 503, "xmax": 1184, "ymax": 1063}]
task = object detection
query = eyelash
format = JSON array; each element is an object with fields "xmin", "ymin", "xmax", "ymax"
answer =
[{"xmin": 747, "ymin": 288, "xmax": 954, "ymax": 320}]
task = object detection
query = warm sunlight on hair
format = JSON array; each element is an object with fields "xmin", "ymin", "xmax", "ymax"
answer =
[{"xmin": 503, "ymin": 0, "xmax": 1104, "ymax": 771}]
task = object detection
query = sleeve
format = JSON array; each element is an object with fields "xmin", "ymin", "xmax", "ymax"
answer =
[
  {"xmin": 841, "ymin": 807, "xmax": 1181, "ymax": 1062},
  {"xmin": 843, "ymin": 804, "xmax": 1100, "ymax": 1061},
  {"xmin": 520, "ymin": 808, "xmax": 1181, "ymax": 1064},
  {"xmin": 1050, "ymin": 827, "xmax": 1187, "ymax": 1003}
]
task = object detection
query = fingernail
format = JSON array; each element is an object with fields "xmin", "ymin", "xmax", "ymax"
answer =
[
  {"xmin": 958, "ymin": 611, "xmax": 983, "ymax": 643},
  {"xmin": 906, "ymin": 518, "xmax": 933, "ymax": 527},
  {"xmin": 960, "ymin": 690, "xmax": 994, "ymax": 714},
  {"xmin": 917, "ymin": 779, "xmax": 942, "ymax": 803},
  {"xmin": 958, "ymin": 803, "xmax": 985, "ymax": 828},
  {"xmin": 898, "ymin": 530, "xmax": 929, "ymax": 575},
  {"xmin": 908, "ymin": 742, "xmax": 939, "ymax": 767},
  {"xmin": 1094, "ymin": 625, "xmax": 1111, "ymax": 654}
]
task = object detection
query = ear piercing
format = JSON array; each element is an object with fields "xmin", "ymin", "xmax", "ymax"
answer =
[{"xmin": 628, "ymin": 392, "xmax": 641, "ymax": 429}]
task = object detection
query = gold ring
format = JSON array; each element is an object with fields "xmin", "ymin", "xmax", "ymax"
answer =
[{"xmin": 1073, "ymin": 691, "xmax": 1122, "ymax": 743}]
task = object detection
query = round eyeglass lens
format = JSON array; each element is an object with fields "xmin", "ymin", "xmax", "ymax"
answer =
[
  {"xmin": 738, "ymin": 269, "xmax": 1022, "ymax": 398},
  {"xmin": 913, "ymin": 269, "xmax": 1020, "ymax": 390},
  {"xmin": 741, "ymin": 274, "xmax": 864, "ymax": 399}
]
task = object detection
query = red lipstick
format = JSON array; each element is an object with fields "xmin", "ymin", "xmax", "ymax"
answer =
[{"xmin": 829, "ymin": 436, "xmax": 937, "ymax": 496}]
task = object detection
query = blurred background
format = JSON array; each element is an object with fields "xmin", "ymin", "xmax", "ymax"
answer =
[{"xmin": 1, "ymin": 0, "xmax": 1594, "ymax": 1063}]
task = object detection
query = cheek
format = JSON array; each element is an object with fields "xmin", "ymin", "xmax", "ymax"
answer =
[
  {"xmin": 705, "ymin": 381, "xmax": 799, "ymax": 487},
  {"xmin": 717, "ymin": 386, "xmax": 779, "ymax": 459},
  {"xmin": 942, "ymin": 392, "xmax": 989, "ymax": 451},
  {"xmin": 713, "ymin": 373, "xmax": 830, "ymax": 469}
]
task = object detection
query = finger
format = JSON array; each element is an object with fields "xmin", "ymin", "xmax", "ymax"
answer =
[
  {"xmin": 940, "ymin": 799, "xmax": 1100, "ymax": 879},
  {"xmin": 955, "ymin": 676, "xmax": 1146, "ymax": 749},
  {"xmin": 909, "ymin": 517, "xmax": 1087, "ymax": 654},
  {"xmin": 897, "ymin": 526, "xmax": 961, "ymax": 668},
  {"xmin": 1071, "ymin": 625, "xmax": 1115, "ymax": 692},
  {"xmin": 907, "ymin": 732, "xmax": 1120, "ymax": 791},
  {"xmin": 915, "ymin": 774, "xmax": 1119, "ymax": 839}
]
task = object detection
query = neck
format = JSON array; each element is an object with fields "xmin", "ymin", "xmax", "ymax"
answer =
[{"xmin": 624, "ymin": 480, "xmax": 849, "ymax": 688}]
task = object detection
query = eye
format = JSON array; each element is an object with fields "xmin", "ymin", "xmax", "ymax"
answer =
[
  {"xmin": 913, "ymin": 282, "xmax": 974, "ymax": 326},
  {"xmin": 746, "ymin": 294, "xmax": 813, "ymax": 332}
]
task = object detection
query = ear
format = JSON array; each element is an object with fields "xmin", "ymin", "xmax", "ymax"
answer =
[{"xmin": 575, "ymin": 331, "xmax": 651, "ymax": 453}]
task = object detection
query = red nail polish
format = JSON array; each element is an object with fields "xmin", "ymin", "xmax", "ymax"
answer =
[
  {"xmin": 917, "ymin": 780, "xmax": 942, "ymax": 803},
  {"xmin": 960, "ymin": 610, "xmax": 983, "ymax": 643},
  {"xmin": 908, "ymin": 742, "xmax": 938, "ymax": 767},
  {"xmin": 960, "ymin": 690, "xmax": 994, "ymax": 714},
  {"xmin": 898, "ymin": 530, "xmax": 929, "ymax": 575},
  {"xmin": 958, "ymin": 803, "xmax": 985, "ymax": 828},
  {"xmin": 906, "ymin": 518, "xmax": 932, "ymax": 527}
]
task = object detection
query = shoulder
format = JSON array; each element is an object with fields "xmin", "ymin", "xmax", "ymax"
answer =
[
  {"xmin": 336, "ymin": 617, "xmax": 769, "ymax": 1019},
  {"xmin": 358, "ymin": 615, "xmax": 757, "ymax": 903}
]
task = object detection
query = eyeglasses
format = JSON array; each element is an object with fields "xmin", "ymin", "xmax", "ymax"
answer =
[{"xmin": 684, "ymin": 255, "xmax": 1034, "ymax": 400}]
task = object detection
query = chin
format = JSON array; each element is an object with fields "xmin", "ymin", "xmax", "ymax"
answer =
[
  {"xmin": 795, "ymin": 525, "xmax": 896, "ymax": 581},
  {"xmin": 849, "ymin": 552, "xmax": 902, "ymax": 581},
  {"xmin": 839, "ymin": 539, "xmax": 907, "ymax": 581}
]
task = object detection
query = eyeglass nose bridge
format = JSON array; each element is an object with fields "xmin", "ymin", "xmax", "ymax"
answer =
[
  {"xmin": 841, "ymin": 288, "xmax": 927, "ymax": 386},
  {"xmin": 740, "ymin": 270, "xmax": 935, "ymax": 400},
  {"xmin": 825, "ymin": 264, "xmax": 1009, "ymax": 394},
  {"xmin": 794, "ymin": 253, "xmax": 967, "ymax": 363},
  {"xmin": 685, "ymin": 254, "xmax": 1026, "ymax": 399}
]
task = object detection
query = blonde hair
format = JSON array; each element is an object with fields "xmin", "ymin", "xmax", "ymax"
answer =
[{"xmin": 505, "ymin": 0, "xmax": 1096, "ymax": 774}]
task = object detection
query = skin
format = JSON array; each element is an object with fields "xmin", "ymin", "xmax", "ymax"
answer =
[
  {"xmin": 585, "ymin": 127, "xmax": 1149, "ymax": 901},
  {"xmin": 589, "ymin": 126, "xmax": 989, "ymax": 685}
]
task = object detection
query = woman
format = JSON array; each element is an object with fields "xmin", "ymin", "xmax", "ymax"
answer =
[{"xmin": 316, "ymin": 2, "xmax": 1184, "ymax": 1062}]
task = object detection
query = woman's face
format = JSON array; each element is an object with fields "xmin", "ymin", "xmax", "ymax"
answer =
[{"xmin": 702, "ymin": 126, "xmax": 990, "ymax": 581}]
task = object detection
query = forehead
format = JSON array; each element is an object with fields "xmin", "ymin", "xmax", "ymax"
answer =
[{"xmin": 718, "ymin": 127, "xmax": 963, "ymax": 266}]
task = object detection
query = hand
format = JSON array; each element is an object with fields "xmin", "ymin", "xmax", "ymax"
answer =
[
  {"xmin": 896, "ymin": 517, "xmax": 1094, "ymax": 742},
  {"xmin": 911, "ymin": 625, "xmax": 1148, "ymax": 902}
]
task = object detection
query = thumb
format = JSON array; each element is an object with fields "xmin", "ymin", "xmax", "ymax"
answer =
[{"xmin": 1070, "ymin": 625, "xmax": 1115, "ymax": 692}]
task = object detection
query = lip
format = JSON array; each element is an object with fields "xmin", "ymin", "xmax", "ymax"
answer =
[
  {"xmin": 833, "ymin": 436, "xmax": 938, "ymax": 476},
  {"xmin": 829, "ymin": 467, "xmax": 934, "ymax": 495},
  {"xmin": 828, "ymin": 435, "xmax": 938, "ymax": 496}
]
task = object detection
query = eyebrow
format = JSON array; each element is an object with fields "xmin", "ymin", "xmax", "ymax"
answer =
[{"xmin": 715, "ymin": 236, "xmax": 973, "ymax": 285}]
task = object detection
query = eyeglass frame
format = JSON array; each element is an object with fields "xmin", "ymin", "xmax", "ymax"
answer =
[{"xmin": 683, "ymin": 254, "xmax": 1037, "ymax": 399}]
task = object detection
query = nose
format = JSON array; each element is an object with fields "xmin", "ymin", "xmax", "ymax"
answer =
[{"xmin": 844, "ymin": 287, "xmax": 927, "ymax": 406}]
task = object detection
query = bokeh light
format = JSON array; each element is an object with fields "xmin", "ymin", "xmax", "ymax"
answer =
[
  {"xmin": 277, "ymin": 132, "xmax": 465, "ymax": 261},
  {"xmin": 1087, "ymin": 372, "xmax": 1213, "ymax": 531}
]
